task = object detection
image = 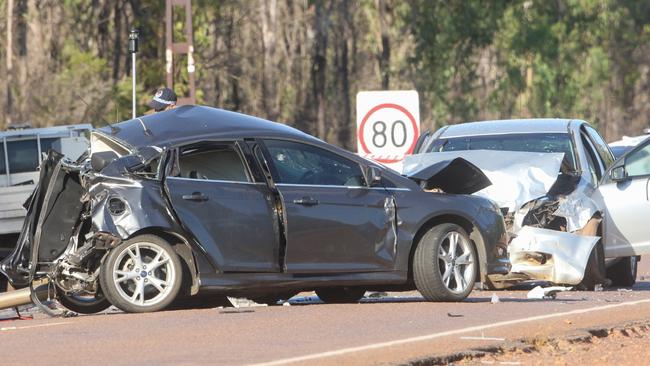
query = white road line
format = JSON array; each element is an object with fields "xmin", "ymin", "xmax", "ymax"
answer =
[
  {"xmin": 460, "ymin": 336, "xmax": 506, "ymax": 341},
  {"xmin": 250, "ymin": 298, "xmax": 650, "ymax": 366},
  {"xmin": 0, "ymin": 321, "xmax": 69, "ymax": 332}
]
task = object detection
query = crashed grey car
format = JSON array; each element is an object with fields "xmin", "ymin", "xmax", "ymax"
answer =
[
  {"xmin": 0, "ymin": 106, "xmax": 509, "ymax": 313},
  {"xmin": 409, "ymin": 118, "xmax": 648, "ymax": 290}
]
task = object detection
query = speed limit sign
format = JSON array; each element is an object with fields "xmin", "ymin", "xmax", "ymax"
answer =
[{"xmin": 356, "ymin": 90, "xmax": 420, "ymax": 168}]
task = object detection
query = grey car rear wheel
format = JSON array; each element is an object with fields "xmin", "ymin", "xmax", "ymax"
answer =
[
  {"xmin": 413, "ymin": 223, "xmax": 477, "ymax": 302},
  {"xmin": 100, "ymin": 235, "xmax": 183, "ymax": 313},
  {"xmin": 58, "ymin": 290, "xmax": 111, "ymax": 314}
]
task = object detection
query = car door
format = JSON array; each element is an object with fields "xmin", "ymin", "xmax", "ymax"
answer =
[
  {"xmin": 164, "ymin": 141, "xmax": 282, "ymax": 272},
  {"xmin": 596, "ymin": 138, "xmax": 650, "ymax": 257},
  {"xmin": 260, "ymin": 139, "xmax": 397, "ymax": 273}
]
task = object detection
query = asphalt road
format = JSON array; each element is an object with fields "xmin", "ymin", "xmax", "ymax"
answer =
[{"xmin": 2, "ymin": 261, "xmax": 650, "ymax": 365}]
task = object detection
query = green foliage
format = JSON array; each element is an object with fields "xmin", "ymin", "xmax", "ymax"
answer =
[{"xmin": 3, "ymin": 0, "xmax": 649, "ymax": 142}]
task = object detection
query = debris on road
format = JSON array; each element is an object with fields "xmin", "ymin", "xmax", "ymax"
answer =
[
  {"xmin": 447, "ymin": 312, "xmax": 464, "ymax": 317},
  {"xmin": 491, "ymin": 293, "xmax": 501, "ymax": 304},
  {"xmin": 366, "ymin": 292, "xmax": 388, "ymax": 298},
  {"xmin": 526, "ymin": 285, "xmax": 572, "ymax": 300},
  {"xmin": 218, "ymin": 309, "xmax": 255, "ymax": 314},
  {"xmin": 227, "ymin": 297, "xmax": 268, "ymax": 308}
]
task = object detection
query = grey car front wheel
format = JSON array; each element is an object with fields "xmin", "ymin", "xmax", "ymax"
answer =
[
  {"xmin": 413, "ymin": 224, "xmax": 477, "ymax": 302},
  {"xmin": 607, "ymin": 256, "xmax": 638, "ymax": 287},
  {"xmin": 100, "ymin": 235, "xmax": 183, "ymax": 313}
]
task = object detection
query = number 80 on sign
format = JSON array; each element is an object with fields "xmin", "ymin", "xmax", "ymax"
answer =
[{"xmin": 357, "ymin": 103, "xmax": 419, "ymax": 164}]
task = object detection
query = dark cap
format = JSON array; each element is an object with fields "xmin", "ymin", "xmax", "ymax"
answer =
[{"xmin": 147, "ymin": 87, "xmax": 177, "ymax": 111}]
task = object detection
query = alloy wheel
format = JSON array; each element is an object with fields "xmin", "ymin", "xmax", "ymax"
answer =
[
  {"xmin": 437, "ymin": 231, "xmax": 475, "ymax": 294},
  {"xmin": 112, "ymin": 242, "xmax": 176, "ymax": 307}
]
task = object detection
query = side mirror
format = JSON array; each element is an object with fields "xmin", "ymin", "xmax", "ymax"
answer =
[
  {"xmin": 368, "ymin": 166, "xmax": 382, "ymax": 187},
  {"xmin": 610, "ymin": 166, "xmax": 628, "ymax": 182},
  {"xmin": 90, "ymin": 151, "xmax": 118, "ymax": 172}
]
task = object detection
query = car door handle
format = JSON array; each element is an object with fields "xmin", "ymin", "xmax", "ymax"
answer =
[
  {"xmin": 182, "ymin": 192, "xmax": 209, "ymax": 202},
  {"xmin": 293, "ymin": 197, "xmax": 319, "ymax": 206}
]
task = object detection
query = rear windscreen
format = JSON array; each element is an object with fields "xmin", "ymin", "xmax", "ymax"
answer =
[{"xmin": 428, "ymin": 133, "xmax": 577, "ymax": 171}]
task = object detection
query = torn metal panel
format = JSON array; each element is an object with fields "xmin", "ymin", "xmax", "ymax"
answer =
[
  {"xmin": 406, "ymin": 157, "xmax": 491, "ymax": 194},
  {"xmin": 509, "ymin": 226, "xmax": 599, "ymax": 285},
  {"xmin": 553, "ymin": 179, "xmax": 600, "ymax": 233},
  {"xmin": 404, "ymin": 150, "xmax": 564, "ymax": 212}
]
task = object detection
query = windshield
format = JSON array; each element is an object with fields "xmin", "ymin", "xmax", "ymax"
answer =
[{"xmin": 428, "ymin": 133, "xmax": 577, "ymax": 172}]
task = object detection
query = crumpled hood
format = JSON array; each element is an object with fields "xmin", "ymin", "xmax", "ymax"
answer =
[
  {"xmin": 406, "ymin": 157, "xmax": 491, "ymax": 194},
  {"xmin": 404, "ymin": 150, "xmax": 564, "ymax": 212}
]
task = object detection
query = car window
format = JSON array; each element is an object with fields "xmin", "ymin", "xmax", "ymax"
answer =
[
  {"xmin": 7, "ymin": 139, "xmax": 39, "ymax": 174},
  {"xmin": 625, "ymin": 143, "xmax": 650, "ymax": 178},
  {"xmin": 40, "ymin": 137, "xmax": 59, "ymax": 156},
  {"xmin": 429, "ymin": 133, "xmax": 577, "ymax": 171},
  {"xmin": 584, "ymin": 126, "xmax": 615, "ymax": 170},
  {"xmin": 178, "ymin": 144, "xmax": 250, "ymax": 182},
  {"xmin": 264, "ymin": 140, "xmax": 366, "ymax": 187},
  {"xmin": 580, "ymin": 133, "xmax": 601, "ymax": 182}
]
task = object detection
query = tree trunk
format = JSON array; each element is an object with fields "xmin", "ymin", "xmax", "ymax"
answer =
[
  {"xmin": 5, "ymin": 0, "xmax": 13, "ymax": 127},
  {"xmin": 376, "ymin": 0, "xmax": 390, "ymax": 90},
  {"xmin": 311, "ymin": 0, "xmax": 329, "ymax": 139},
  {"xmin": 259, "ymin": 0, "xmax": 279, "ymax": 121},
  {"xmin": 112, "ymin": 0, "xmax": 123, "ymax": 81}
]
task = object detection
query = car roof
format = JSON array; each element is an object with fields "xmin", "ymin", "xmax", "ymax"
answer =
[
  {"xmin": 438, "ymin": 119, "xmax": 574, "ymax": 138},
  {"xmin": 96, "ymin": 105, "xmax": 317, "ymax": 149}
]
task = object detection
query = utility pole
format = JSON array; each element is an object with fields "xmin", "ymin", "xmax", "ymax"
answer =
[
  {"xmin": 5, "ymin": 0, "xmax": 13, "ymax": 127},
  {"xmin": 165, "ymin": 0, "xmax": 195, "ymax": 105},
  {"xmin": 129, "ymin": 28, "xmax": 139, "ymax": 119}
]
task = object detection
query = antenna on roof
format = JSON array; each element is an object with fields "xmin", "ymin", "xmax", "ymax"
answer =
[{"xmin": 136, "ymin": 117, "xmax": 153, "ymax": 137}]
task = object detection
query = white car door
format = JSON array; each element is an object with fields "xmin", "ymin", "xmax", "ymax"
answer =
[{"xmin": 597, "ymin": 138, "xmax": 650, "ymax": 257}]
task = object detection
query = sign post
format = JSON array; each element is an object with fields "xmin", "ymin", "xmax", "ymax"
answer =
[
  {"xmin": 356, "ymin": 90, "xmax": 420, "ymax": 170},
  {"xmin": 129, "ymin": 28, "xmax": 139, "ymax": 119}
]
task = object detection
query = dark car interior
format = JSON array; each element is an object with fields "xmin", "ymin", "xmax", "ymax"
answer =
[
  {"xmin": 264, "ymin": 140, "xmax": 366, "ymax": 187},
  {"xmin": 178, "ymin": 145, "xmax": 250, "ymax": 182}
]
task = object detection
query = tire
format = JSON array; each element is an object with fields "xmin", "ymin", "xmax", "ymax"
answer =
[
  {"xmin": 607, "ymin": 256, "xmax": 638, "ymax": 287},
  {"xmin": 58, "ymin": 290, "xmax": 111, "ymax": 314},
  {"xmin": 413, "ymin": 223, "xmax": 477, "ymax": 302},
  {"xmin": 579, "ymin": 240, "xmax": 607, "ymax": 290},
  {"xmin": 315, "ymin": 287, "xmax": 365, "ymax": 303},
  {"xmin": 99, "ymin": 235, "xmax": 183, "ymax": 313}
]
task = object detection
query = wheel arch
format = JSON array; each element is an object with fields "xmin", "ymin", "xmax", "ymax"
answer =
[
  {"xmin": 408, "ymin": 214, "xmax": 488, "ymax": 283},
  {"xmin": 127, "ymin": 227, "xmax": 200, "ymax": 296}
]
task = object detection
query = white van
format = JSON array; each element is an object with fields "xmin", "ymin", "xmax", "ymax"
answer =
[{"xmin": 0, "ymin": 124, "xmax": 91, "ymax": 258}]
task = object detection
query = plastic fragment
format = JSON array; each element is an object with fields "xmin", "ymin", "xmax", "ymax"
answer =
[
  {"xmin": 527, "ymin": 285, "xmax": 572, "ymax": 299},
  {"xmin": 490, "ymin": 293, "xmax": 500, "ymax": 304}
]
